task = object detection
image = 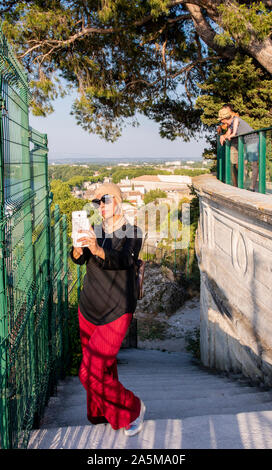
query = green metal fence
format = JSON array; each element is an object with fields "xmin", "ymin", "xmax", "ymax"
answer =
[
  {"xmin": 0, "ymin": 29, "xmax": 69, "ymax": 449},
  {"xmin": 217, "ymin": 127, "xmax": 272, "ymax": 194}
]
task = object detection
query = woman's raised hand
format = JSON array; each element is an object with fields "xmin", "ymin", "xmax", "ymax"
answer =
[{"xmin": 77, "ymin": 228, "xmax": 101, "ymax": 257}]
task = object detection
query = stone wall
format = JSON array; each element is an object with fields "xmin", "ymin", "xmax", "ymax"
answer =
[{"xmin": 193, "ymin": 175, "xmax": 272, "ymax": 386}]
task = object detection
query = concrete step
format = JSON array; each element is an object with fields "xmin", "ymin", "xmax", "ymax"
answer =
[
  {"xmin": 118, "ymin": 349, "xmax": 193, "ymax": 360},
  {"xmin": 57, "ymin": 373, "xmax": 252, "ymax": 386},
  {"xmin": 55, "ymin": 382, "xmax": 258, "ymax": 403},
  {"xmin": 118, "ymin": 369, "xmax": 239, "ymax": 377},
  {"xmin": 48, "ymin": 387, "xmax": 270, "ymax": 407},
  {"xmin": 40, "ymin": 394, "xmax": 272, "ymax": 429},
  {"xmin": 56, "ymin": 375, "xmax": 249, "ymax": 391},
  {"xmin": 28, "ymin": 410, "xmax": 272, "ymax": 449},
  {"xmin": 59, "ymin": 383, "xmax": 260, "ymax": 399},
  {"xmin": 120, "ymin": 375, "xmax": 247, "ymax": 384}
]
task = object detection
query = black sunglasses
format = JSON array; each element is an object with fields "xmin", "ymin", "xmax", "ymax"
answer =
[{"xmin": 92, "ymin": 194, "xmax": 114, "ymax": 206}]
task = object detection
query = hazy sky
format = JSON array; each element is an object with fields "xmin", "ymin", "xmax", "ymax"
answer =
[{"xmin": 29, "ymin": 93, "xmax": 207, "ymax": 161}]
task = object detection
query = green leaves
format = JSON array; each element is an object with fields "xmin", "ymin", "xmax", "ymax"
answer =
[
  {"xmin": 144, "ymin": 188, "xmax": 167, "ymax": 204},
  {"xmin": 149, "ymin": 0, "xmax": 170, "ymax": 17},
  {"xmin": 196, "ymin": 53, "xmax": 272, "ymax": 130},
  {"xmin": 216, "ymin": 1, "xmax": 272, "ymax": 46},
  {"xmin": 50, "ymin": 179, "xmax": 89, "ymax": 236},
  {"xmin": 71, "ymin": 94, "xmax": 124, "ymax": 142}
]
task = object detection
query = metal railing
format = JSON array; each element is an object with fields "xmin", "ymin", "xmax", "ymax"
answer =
[
  {"xmin": 217, "ymin": 126, "xmax": 272, "ymax": 194},
  {"xmin": 0, "ymin": 28, "xmax": 70, "ymax": 449}
]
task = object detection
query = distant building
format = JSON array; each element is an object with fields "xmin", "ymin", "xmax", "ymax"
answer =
[
  {"xmin": 120, "ymin": 176, "xmax": 131, "ymax": 185},
  {"xmin": 119, "ymin": 181, "xmax": 145, "ymax": 195},
  {"xmin": 83, "ymin": 181, "xmax": 99, "ymax": 190},
  {"xmin": 120, "ymin": 185, "xmax": 133, "ymax": 193},
  {"xmin": 165, "ymin": 161, "xmax": 181, "ymax": 166},
  {"xmin": 133, "ymin": 184, "xmax": 145, "ymax": 194},
  {"xmin": 123, "ymin": 191, "xmax": 144, "ymax": 207},
  {"xmin": 159, "ymin": 175, "xmax": 191, "ymax": 184},
  {"xmin": 131, "ymin": 174, "xmax": 191, "ymax": 192}
]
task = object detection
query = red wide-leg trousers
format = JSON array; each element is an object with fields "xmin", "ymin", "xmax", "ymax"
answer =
[{"xmin": 78, "ymin": 306, "xmax": 141, "ymax": 430}]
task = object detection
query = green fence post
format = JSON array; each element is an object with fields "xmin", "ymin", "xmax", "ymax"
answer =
[
  {"xmin": 21, "ymin": 86, "xmax": 34, "ymax": 291},
  {"xmin": 20, "ymin": 86, "xmax": 37, "ymax": 439},
  {"xmin": 54, "ymin": 204, "xmax": 63, "ymax": 376},
  {"xmin": 48, "ymin": 203, "xmax": 56, "ymax": 392},
  {"xmin": 217, "ymin": 135, "xmax": 224, "ymax": 182},
  {"xmin": 28, "ymin": 138, "xmax": 37, "ymax": 409},
  {"xmin": 44, "ymin": 133, "xmax": 51, "ymax": 289},
  {"xmin": 54, "ymin": 204, "xmax": 62, "ymax": 312},
  {"xmin": 43, "ymin": 132, "xmax": 54, "ymax": 397},
  {"xmin": 217, "ymin": 135, "xmax": 220, "ymax": 180},
  {"xmin": 63, "ymin": 214, "xmax": 68, "ymax": 316},
  {"xmin": 259, "ymin": 131, "xmax": 266, "ymax": 194},
  {"xmin": 0, "ymin": 77, "xmax": 11, "ymax": 449},
  {"xmin": 225, "ymin": 140, "xmax": 231, "ymax": 185},
  {"xmin": 238, "ymin": 136, "xmax": 244, "ymax": 189},
  {"xmin": 62, "ymin": 214, "xmax": 69, "ymax": 373}
]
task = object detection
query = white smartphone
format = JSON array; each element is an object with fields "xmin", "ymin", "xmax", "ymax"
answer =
[{"xmin": 72, "ymin": 210, "xmax": 90, "ymax": 247}]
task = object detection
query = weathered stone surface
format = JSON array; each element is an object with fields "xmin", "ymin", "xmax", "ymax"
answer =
[
  {"xmin": 193, "ymin": 175, "xmax": 272, "ymax": 386},
  {"xmin": 135, "ymin": 263, "xmax": 186, "ymax": 315}
]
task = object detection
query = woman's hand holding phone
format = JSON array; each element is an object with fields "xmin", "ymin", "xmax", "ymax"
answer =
[
  {"xmin": 77, "ymin": 228, "xmax": 105, "ymax": 260},
  {"xmin": 73, "ymin": 246, "xmax": 83, "ymax": 259}
]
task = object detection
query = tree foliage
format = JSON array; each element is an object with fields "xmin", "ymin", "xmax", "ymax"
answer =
[
  {"xmin": 144, "ymin": 188, "xmax": 167, "ymax": 204},
  {"xmin": 49, "ymin": 164, "xmax": 102, "ymax": 181},
  {"xmin": 2, "ymin": 1, "xmax": 272, "ymax": 147},
  {"xmin": 50, "ymin": 179, "xmax": 89, "ymax": 235}
]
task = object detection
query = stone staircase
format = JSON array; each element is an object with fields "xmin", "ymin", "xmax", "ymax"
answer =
[{"xmin": 27, "ymin": 348, "xmax": 272, "ymax": 449}]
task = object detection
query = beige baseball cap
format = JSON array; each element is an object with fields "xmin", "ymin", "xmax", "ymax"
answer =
[
  {"xmin": 217, "ymin": 108, "xmax": 232, "ymax": 121},
  {"xmin": 93, "ymin": 182, "xmax": 123, "ymax": 203}
]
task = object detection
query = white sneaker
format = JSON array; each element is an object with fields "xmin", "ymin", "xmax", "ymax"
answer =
[{"xmin": 124, "ymin": 400, "xmax": 146, "ymax": 437}]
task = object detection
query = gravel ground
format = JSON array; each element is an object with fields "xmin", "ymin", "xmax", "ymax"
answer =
[{"xmin": 135, "ymin": 296, "xmax": 200, "ymax": 352}]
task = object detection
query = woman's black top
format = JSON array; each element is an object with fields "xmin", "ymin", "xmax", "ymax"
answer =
[{"xmin": 70, "ymin": 222, "xmax": 143, "ymax": 325}]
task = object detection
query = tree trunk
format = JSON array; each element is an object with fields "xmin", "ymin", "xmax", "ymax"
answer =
[
  {"xmin": 245, "ymin": 37, "xmax": 272, "ymax": 75},
  {"xmin": 185, "ymin": 3, "xmax": 235, "ymax": 59},
  {"xmin": 186, "ymin": 2, "xmax": 272, "ymax": 75}
]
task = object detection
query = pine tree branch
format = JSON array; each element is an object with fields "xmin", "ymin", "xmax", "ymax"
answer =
[
  {"xmin": 185, "ymin": 3, "xmax": 236, "ymax": 59},
  {"xmin": 18, "ymin": 12, "xmax": 190, "ymax": 60},
  {"xmin": 125, "ymin": 55, "xmax": 220, "ymax": 89}
]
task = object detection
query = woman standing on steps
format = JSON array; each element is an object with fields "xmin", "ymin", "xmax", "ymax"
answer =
[{"xmin": 70, "ymin": 182, "xmax": 146, "ymax": 436}]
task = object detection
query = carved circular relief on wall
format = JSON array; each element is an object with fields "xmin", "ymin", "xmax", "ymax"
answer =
[{"xmin": 232, "ymin": 231, "xmax": 248, "ymax": 276}]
